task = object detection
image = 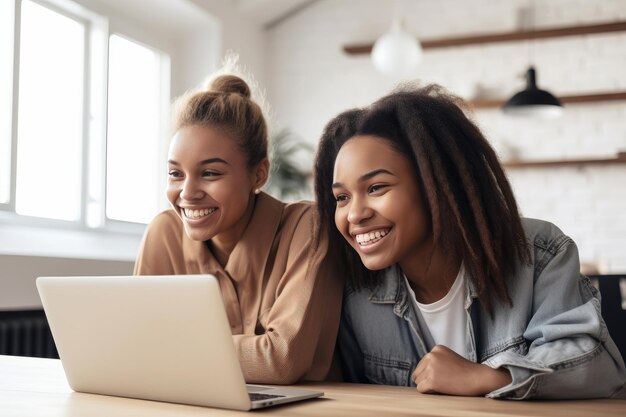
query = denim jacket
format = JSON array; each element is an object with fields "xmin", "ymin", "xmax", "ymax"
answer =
[{"xmin": 338, "ymin": 218, "xmax": 626, "ymax": 399}]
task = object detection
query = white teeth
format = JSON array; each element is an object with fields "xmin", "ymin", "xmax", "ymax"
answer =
[
  {"xmin": 183, "ymin": 207, "xmax": 216, "ymax": 219},
  {"xmin": 355, "ymin": 229, "xmax": 389, "ymax": 246}
]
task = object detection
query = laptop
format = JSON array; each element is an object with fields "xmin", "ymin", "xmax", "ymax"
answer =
[{"xmin": 36, "ymin": 275, "xmax": 323, "ymax": 410}]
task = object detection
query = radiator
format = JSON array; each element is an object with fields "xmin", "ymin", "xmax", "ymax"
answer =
[{"xmin": 0, "ymin": 310, "xmax": 58, "ymax": 358}]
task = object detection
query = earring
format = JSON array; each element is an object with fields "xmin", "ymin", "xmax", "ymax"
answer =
[{"xmin": 254, "ymin": 189, "xmax": 260, "ymax": 195}]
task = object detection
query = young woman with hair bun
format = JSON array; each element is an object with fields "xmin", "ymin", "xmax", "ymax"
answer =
[{"xmin": 135, "ymin": 74, "xmax": 342, "ymax": 384}]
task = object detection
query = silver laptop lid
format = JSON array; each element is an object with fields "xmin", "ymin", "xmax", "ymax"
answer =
[{"xmin": 37, "ymin": 275, "xmax": 252, "ymax": 410}]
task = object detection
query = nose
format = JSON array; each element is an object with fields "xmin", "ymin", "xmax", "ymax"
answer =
[
  {"xmin": 347, "ymin": 195, "xmax": 374, "ymax": 225},
  {"xmin": 180, "ymin": 177, "xmax": 204, "ymax": 201}
]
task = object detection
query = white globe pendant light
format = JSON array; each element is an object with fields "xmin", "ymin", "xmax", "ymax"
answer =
[{"xmin": 371, "ymin": 18, "xmax": 422, "ymax": 77}]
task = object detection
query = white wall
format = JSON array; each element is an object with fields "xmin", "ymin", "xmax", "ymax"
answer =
[
  {"xmin": 266, "ymin": 0, "xmax": 626, "ymax": 272},
  {"xmin": 0, "ymin": 255, "xmax": 133, "ymax": 310},
  {"xmin": 187, "ymin": 0, "xmax": 268, "ymax": 91}
]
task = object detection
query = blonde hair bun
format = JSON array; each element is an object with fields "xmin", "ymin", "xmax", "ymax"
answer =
[{"xmin": 208, "ymin": 74, "xmax": 251, "ymax": 99}]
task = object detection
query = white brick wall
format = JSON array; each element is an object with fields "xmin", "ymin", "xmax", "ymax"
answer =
[{"xmin": 266, "ymin": 0, "xmax": 626, "ymax": 273}]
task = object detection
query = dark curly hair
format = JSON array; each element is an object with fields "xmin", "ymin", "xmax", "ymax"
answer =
[{"xmin": 314, "ymin": 84, "xmax": 530, "ymax": 311}]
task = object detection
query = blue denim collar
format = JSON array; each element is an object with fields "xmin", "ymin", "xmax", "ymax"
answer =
[
  {"xmin": 368, "ymin": 266, "xmax": 411, "ymax": 318},
  {"xmin": 368, "ymin": 266, "xmax": 402, "ymax": 303},
  {"xmin": 368, "ymin": 264, "xmax": 480, "ymax": 311}
]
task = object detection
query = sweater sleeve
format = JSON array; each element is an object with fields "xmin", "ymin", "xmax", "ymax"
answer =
[{"xmin": 232, "ymin": 207, "xmax": 343, "ymax": 384}]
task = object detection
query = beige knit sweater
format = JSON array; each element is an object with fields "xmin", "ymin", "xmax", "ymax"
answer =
[{"xmin": 134, "ymin": 192, "xmax": 343, "ymax": 384}]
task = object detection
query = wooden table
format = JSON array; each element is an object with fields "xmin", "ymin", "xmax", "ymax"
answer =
[{"xmin": 1, "ymin": 355, "xmax": 624, "ymax": 416}]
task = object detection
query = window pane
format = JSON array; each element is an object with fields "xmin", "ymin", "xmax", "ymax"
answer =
[
  {"xmin": 15, "ymin": 0, "xmax": 84, "ymax": 220},
  {"xmin": 0, "ymin": 0, "xmax": 14, "ymax": 204},
  {"xmin": 106, "ymin": 35, "xmax": 161, "ymax": 224}
]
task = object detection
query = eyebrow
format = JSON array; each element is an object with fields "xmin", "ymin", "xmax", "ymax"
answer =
[
  {"xmin": 167, "ymin": 157, "xmax": 229, "ymax": 166},
  {"xmin": 332, "ymin": 168, "xmax": 395, "ymax": 189}
]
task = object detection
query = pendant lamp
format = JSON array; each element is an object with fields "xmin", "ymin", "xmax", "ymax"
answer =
[
  {"xmin": 502, "ymin": 67, "xmax": 563, "ymax": 118},
  {"xmin": 371, "ymin": 18, "xmax": 422, "ymax": 77},
  {"xmin": 502, "ymin": 0, "xmax": 564, "ymax": 118}
]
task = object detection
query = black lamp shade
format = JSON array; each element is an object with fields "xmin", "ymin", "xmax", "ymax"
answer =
[{"xmin": 503, "ymin": 67, "xmax": 563, "ymax": 118}]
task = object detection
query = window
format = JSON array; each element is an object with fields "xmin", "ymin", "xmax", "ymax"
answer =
[
  {"xmin": 1, "ymin": 0, "xmax": 170, "ymax": 233},
  {"xmin": 16, "ymin": 0, "xmax": 85, "ymax": 221},
  {"xmin": 0, "ymin": 0, "xmax": 14, "ymax": 205},
  {"xmin": 106, "ymin": 35, "xmax": 163, "ymax": 224}
]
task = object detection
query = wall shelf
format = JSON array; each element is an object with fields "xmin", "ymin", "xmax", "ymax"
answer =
[
  {"xmin": 502, "ymin": 153, "xmax": 626, "ymax": 169},
  {"xmin": 469, "ymin": 91, "xmax": 626, "ymax": 108},
  {"xmin": 344, "ymin": 21, "xmax": 626, "ymax": 107},
  {"xmin": 343, "ymin": 21, "xmax": 626, "ymax": 54}
]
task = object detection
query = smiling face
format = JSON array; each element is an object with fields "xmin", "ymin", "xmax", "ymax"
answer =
[
  {"xmin": 167, "ymin": 124, "xmax": 267, "ymax": 245},
  {"xmin": 332, "ymin": 135, "xmax": 433, "ymax": 271}
]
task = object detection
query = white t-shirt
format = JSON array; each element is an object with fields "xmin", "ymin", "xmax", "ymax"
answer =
[{"xmin": 404, "ymin": 265, "xmax": 469, "ymax": 359}]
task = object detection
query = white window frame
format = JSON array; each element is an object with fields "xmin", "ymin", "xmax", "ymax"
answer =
[{"xmin": 0, "ymin": 0, "xmax": 171, "ymax": 261}]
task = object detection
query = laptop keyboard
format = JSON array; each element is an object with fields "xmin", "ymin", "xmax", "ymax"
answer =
[{"xmin": 249, "ymin": 392, "xmax": 286, "ymax": 401}]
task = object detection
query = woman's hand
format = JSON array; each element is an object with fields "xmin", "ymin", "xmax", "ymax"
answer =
[{"xmin": 412, "ymin": 345, "xmax": 512, "ymax": 396}]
